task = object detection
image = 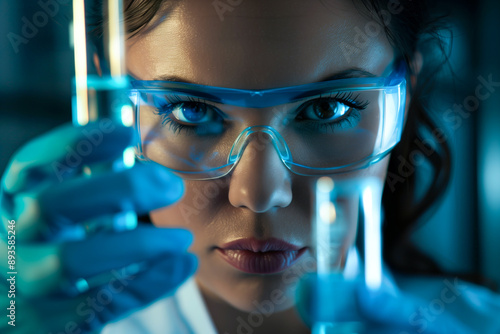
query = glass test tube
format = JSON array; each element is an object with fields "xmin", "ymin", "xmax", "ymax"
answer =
[
  {"xmin": 59, "ymin": 0, "xmax": 141, "ymax": 296},
  {"xmin": 71, "ymin": 0, "xmax": 137, "ymax": 233},
  {"xmin": 312, "ymin": 177, "xmax": 383, "ymax": 334}
]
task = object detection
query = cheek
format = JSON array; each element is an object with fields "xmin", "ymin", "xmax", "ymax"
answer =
[
  {"xmin": 149, "ymin": 178, "xmax": 233, "ymax": 261},
  {"xmin": 150, "ymin": 178, "xmax": 229, "ymax": 227}
]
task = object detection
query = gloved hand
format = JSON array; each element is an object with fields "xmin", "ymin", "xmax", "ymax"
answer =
[
  {"xmin": 0, "ymin": 121, "xmax": 197, "ymax": 334},
  {"xmin": 296, "ymin": 272, "xmax": 474, "ymax": 334}
]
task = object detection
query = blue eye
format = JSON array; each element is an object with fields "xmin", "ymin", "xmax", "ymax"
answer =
[
  {"xmin": 299, "ymin": 100, "xmax": 350, "ymax": 121},
  {"xmin": 153, "ymin": 95, "xmax": 224, "ymax": 134},
  {"xmin": 295, "ymin": 92, "xmax": 369, "ymax": 131},
  {"xmin": 170, "ymin": 102, "xmax": 215, "ymax": 124}
]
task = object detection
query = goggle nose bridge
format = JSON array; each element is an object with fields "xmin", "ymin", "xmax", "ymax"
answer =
[{"xmin": 227, "ymin": 125, "xmax": 292, "ymax": 166}]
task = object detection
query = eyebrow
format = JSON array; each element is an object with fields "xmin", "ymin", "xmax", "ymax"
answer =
[
  {"xmin": 153, "ymin": 75, "xmax": 195, "ymax": 83},
  {"xmin": 150, "ymin": 68, "xmax": 377, "ymax": 85},
  {"xmin": 318, "ymin": 68, "xmax": 377, "ymax": 81}
]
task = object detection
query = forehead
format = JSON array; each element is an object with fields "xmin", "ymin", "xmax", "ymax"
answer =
[{"xmin": 126, "ymin": 0, "xmax": 395, "ymax": 89}]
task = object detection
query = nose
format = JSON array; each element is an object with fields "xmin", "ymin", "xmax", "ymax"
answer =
[{"xmin": 228, "ymin": 135, "xmax": 293, "ymax": 212}]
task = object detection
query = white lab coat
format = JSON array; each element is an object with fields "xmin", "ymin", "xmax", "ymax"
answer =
[
  {"xmin": 101, "ymin": 277, "xmax": 218, "ymax": 334},
  {"xmin": 100, "ymin": 249, "xmax": 500, "ymax": 334}
]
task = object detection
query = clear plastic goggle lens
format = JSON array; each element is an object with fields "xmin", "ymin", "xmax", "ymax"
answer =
[{"xmin": 129, "ymin": 68, "xmax": 406, "ymax": 179}]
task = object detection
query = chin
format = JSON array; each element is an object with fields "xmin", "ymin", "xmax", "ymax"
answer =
[
  {"xmin": 197, "ymin": 251, "xmax": 317, "ymax": 313},
  {"xmin": 227, "ymin": 277, "xmax": 298, "ymax": 313}
]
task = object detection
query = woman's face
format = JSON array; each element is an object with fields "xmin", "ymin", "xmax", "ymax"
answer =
[{"xmin": 127, "ymin": 0, "xmax": 395, "ymax": 312}]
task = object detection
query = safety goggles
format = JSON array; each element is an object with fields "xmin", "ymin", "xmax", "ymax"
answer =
[{"xmin": 128, "ymin": 62, "xmax": 407, "ymax": 180}]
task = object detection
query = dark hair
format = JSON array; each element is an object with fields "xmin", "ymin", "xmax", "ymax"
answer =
[
  {"xmin": 352, "ymin": 0, "xmax": 454, "ymax": 276},
  {"xmin": 99, "ymin": 0, "xmax": 455, "ymax": 277}
]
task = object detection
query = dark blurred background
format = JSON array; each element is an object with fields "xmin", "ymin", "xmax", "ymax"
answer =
[{"xmin": 1, "ymin": 1, "xmax": 499, "ymax": 287}]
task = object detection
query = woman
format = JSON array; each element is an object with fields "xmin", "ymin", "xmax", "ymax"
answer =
[{"xmin": 1, "ymin": 0, "xmax": 499, "ymax": 333}]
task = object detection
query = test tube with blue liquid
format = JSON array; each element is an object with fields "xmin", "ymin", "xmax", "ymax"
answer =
[
  {"xmin": 64, "ymin": 0, "xmax": 142, "ymax": 295},
  {"xmin": 71, "ymin": 0, "xmax": 136, "ymax": 234},
  {"xmin": 313, "ymin": 177, "xmax": 383, "ymax": 334}
]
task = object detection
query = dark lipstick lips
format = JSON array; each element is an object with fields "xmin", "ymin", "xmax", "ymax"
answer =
[{"xmin": 216, "ymin": 238, "xmax": 307, "ymax": 274}]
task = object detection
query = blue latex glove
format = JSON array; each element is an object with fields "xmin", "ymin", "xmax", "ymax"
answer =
[
  {"xmin": 296, "ymin": 273, "xmax": 475, "ymax": 334},
  {"xmin": 0, "ymin": 122, "xmax": 197, "ymax": 334}
]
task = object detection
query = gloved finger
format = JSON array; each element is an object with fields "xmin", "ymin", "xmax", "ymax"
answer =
[
  {"xmin": 1, "ymin": 292, "xmax": 89, "ymax": 334},
  {"xmin": 1, "ymin": 225, "xmax": 193, "ymax": 299},
  {"xmin": 84, "ymin": 253, "xmax": 197, "ymax": 331},
  {"xmin": 356, "ymin": 283, "xmax": 474, "ymax": 334},
  {"xmin": 296, "ymin": 274, "xmax": 473, "ymax": 334},
  {"xmin": 0, "ymin": 293, "xmax": 88, "ymax": 334},
  {"xmin": 1, "ymin": 189, "xmax": 45, "ymax": 241},
  {"xmin": 0, "ymin": 240, "xmax": 63, "ymax": 297},
  {"xmin": 2, "ymin": 121, "xmax": 135, "ymax": 194},
  {"xmin": 61, "ymin": 225, "xmax": 193, "ymax": 280},
  {"xmin": 2, "ymin": 255, "xmax": 195, "ymax": 334},
  {"xmin": 38, "ymin": 163, "xmax": 183, "ymax": 225}
]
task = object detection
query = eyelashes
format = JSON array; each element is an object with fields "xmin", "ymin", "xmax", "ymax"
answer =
[
  {"xmin": 153, "ymin": 94, "xmax": 223, "ymax": 134},
  {"xmin": 152, "ymin": 91, "xmax": 370, "ymax": 134},
  {"xmin": 294, "ymin": 91, "xmax": 369, "ymax": 132}
]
